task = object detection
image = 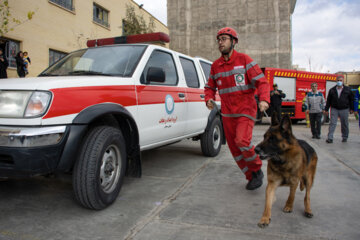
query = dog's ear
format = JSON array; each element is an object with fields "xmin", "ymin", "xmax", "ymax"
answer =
[
  {"xmin": 280, "ymin": 114, "xmax": 292, "ymax": 133},
  {"xmin": 271, "ymin": 111, "xmax": 280, "ymax": 126}
]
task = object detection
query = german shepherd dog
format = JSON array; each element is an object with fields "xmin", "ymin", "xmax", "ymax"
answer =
[{"xmin": 255, "ymin": 113, "xmax": 318, "ymax": 228}]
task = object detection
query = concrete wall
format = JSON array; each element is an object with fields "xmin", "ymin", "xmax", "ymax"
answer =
[
  {"xmin": 168, "ymin": 0, "xmax": 295, "ymax": 69},
  {"xmin": 2, "ymin": 0, "xmax": 168, "ymax": 78}
]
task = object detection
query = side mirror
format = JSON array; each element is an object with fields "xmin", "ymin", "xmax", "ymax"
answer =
[{"xmin": 146, "ymin": 67, "xmax": 165, "ymax": 83}]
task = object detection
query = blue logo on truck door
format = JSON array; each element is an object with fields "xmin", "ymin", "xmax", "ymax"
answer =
[{"xmin": 165, "ymin": 94, "xmax": 174, "ymax": 114}]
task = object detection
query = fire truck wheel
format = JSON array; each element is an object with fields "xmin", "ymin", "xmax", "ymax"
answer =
[
  {"xmin": 73, "ymin": 126, "xmax": 127, "ymax": 210},
  {"xmin": 200, "ymin": 116, "xmax": 223, "ymax": 157}
]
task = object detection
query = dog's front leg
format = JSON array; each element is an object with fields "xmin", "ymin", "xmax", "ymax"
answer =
[
  {"xmin": 283, "ymin": 181, "xmax": 299, "ymax": 213},
  {"xmin": 258, "ymin": 181, "xmax": 278, "ymax": 228}
]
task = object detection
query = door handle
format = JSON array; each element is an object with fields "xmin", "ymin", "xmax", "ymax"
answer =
[
  {"xmin": 178, "ymin": 93, "xmax": 185, "ymax": 98},
  {"xmin": 200, "ymin": 94, "xmax": 205, "ymax": 99}
]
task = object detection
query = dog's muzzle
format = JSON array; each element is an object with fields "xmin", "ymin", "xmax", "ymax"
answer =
[{"xmin": 255, "ymin": 146, "xmax": 273, "ymax": 160}]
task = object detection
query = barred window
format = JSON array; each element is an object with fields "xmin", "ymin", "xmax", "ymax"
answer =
[
  {"xmin": 49, "ymin": 0, "xmax": 74, "ymax": 11},
  {"xmin": 93, "ymin": 3, "xmax": 109, "ymax": 28},
  {"xmin": 0, "ymin": 38, "xmax": 20, "ymax": 68},
  {"xmin": 49, "ymin": 49, "xmax": 67, "ymax": 66}
]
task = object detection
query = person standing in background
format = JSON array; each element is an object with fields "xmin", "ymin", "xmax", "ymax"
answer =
[
  {"xmin": 325, "ymin": 76, "xmax": 354, "ymax": 143},
  {"xmin": 15, "ymin": 51, "xmax": 26, "ymax": 78},
  {"xmin": 354, "ymin": 86, "xmax": 360, "ymax": 129},
  {"xmin": 270, "ymin": 83, "xmax": 286, "ymax": 121},
  {"xmin": 305, "ymin": 82, "xmax": 325, "ymax": 139},
  {"xmin": 0, "ymin": 48, "xmax": 8, "ymax": 79}
]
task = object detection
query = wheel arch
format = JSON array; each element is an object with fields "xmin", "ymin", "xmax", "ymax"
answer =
[{"xmin": 58, "ymin": 103, "xmax": 141, "ymax": 178}]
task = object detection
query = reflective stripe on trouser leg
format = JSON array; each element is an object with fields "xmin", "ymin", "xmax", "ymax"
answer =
[
  {"xmin": 223, "ymin": 116, "xmax": 262, "ymax": 180},
  {"xmin": 234, "ymin": 117, "xmax": 262, "ymax": 177}
]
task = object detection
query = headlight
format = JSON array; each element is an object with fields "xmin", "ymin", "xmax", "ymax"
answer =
[{"xmin": 0, "ymin": 91, "xmax": 52, "ymax": 118}]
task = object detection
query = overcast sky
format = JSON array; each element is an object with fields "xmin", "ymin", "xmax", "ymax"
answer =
[{"xmin": 134, "ymin": 0, "xmax": 360, "ymax": 73}]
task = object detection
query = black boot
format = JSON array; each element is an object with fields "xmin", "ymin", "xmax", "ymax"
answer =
[{"xmin": 246, "ymin": 169, "xmax": 264, "ymax": 190}]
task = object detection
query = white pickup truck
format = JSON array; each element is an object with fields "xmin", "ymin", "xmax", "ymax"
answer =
[{"xmin": 0, "ymin": 33, "xmax": 224, "ymax": 210}]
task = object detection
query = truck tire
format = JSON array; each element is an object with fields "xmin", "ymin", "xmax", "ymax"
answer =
[
  {"xmin": 73, "ymin": 126, "xmax": 127, "ymax": 210},
  {"xmin": 200, "ymin": 116, "xmax": 223, "ymax": 157}
]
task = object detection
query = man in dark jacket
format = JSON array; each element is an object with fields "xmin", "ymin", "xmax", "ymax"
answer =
[
  {"xmin": 325, "ymin": 76, "xmax": 354, "ymax": 143},
  {"xmin": 270, "ymin": 83, "xmax": 286, "ymax": 121},
  {"xmin": 0, "ymin": 48, "xmax": 8, "ymax": 79}
]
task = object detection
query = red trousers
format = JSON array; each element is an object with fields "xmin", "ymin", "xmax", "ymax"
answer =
[{"xmin": 222, "ymin": 116, "xmax": 262, "ymax": 180}]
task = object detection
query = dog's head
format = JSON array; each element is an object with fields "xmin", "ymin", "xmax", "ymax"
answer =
[{"xmin": 255, "ymin": 112, "xmax": 295, "ymax": 160}]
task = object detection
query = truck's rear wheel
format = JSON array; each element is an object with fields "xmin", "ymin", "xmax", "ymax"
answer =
[
  {"xmin": 73, "ymin": 126, "xmax": 127, "ymax": 210},
  {"xmin": 200, "ymin": 116, "xmax": 223, "ymax": 157}
]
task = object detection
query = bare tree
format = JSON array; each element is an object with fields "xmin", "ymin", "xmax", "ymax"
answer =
[
  {"xmin": 122, "ymin": 4, "xmax": 155, "ymax": 36},
  {"xmin": 0, "ymin": 0, "xmax": 35, "ymax": 37}
]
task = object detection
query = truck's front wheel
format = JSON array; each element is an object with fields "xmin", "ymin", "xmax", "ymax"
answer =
[
  {"xmin": 200, "ymin": 116, "xmax": 223, "ymax": 157},
  {"xmin": 73, "ymin": 126, "xmax": 127, "ymax": 210}
]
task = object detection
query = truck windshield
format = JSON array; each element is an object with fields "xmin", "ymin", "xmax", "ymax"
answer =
[{"xmin": 39, "ymin": 45, "xmax": 146, "ymax": 77}]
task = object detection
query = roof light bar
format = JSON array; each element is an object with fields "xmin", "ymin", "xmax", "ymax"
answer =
[{"xmin": 87, "ymin": 32, "xmax": 170, "ymax": 47}]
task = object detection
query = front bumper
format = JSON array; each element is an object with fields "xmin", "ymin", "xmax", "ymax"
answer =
[{"xmin": 0, "ymin": 126, "xmax": 69, "ymax": 178}]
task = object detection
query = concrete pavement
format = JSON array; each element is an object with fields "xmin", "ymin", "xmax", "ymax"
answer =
[{"xmin": 0, "ymin": 119, "xmax": 359, "ymax": 240}]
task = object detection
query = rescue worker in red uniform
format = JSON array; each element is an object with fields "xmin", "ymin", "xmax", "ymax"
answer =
[{"xmin": 205, "ymin": 27, "xmax": 270, "ymax": 190}]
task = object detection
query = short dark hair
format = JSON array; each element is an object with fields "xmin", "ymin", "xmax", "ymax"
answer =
[{"xmin": 336, "ymin": 76, "xmax": 344, "ymax": 81}]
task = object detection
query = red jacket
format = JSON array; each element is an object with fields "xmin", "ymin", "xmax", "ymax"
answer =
[{"xmin": 205, "ymin": 50, "xmax": 270, "ymax": 118}]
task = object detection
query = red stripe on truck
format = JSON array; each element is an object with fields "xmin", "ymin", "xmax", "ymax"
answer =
[{"xmin": 44, "ymin": 85, "xmax": 208, "ymax": 119}]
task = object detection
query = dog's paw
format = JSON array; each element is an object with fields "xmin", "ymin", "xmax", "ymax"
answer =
[
  {"xmin": 283, "ymin": 206, "xmax": 293, "ymax": 213},
  {"xmin": 258, "ymin": 218, "xmax": 271, "ymax": 228},
  {"xmin": 304, "ymin": 211, "xmax": 313, "ymax": 218}
]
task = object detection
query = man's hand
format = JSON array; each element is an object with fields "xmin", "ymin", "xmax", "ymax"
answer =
[
  {"xmin": 206, "ymin": 100, "xmax": 214, "ymax": 110},
  {"xmin": 259, "ymin": 101, "xmax": 269, "ymax": 112}
]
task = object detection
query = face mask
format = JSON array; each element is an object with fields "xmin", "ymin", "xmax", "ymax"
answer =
[{"xmin": 337, "ymin": 81, "xmax": 343, "ymax": 87}]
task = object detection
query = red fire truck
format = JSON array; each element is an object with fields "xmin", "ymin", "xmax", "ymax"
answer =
[{"xmin": 258, "ymin": 68, "xmax": 342, "ymax": 124}]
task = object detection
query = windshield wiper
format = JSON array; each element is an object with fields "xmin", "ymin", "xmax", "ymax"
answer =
[
  {"xmin": 38, "ymin": 73, "xmax": 59, "ymax": 77},
  {"xmin": 68, "ymin": 70, "xmax": 113, "ymax": 76}
]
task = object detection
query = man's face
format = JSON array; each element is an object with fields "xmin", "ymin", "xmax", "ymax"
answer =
[
  {"xmin": 311, "ymin": 84, "xmax": 317, "ymax": 92},
  {"xmin": 337, "ymin": 78, "xmax": 344, "ymax": 83},
  {"xmin": 217, "ymin": 34, "xmax": 233, "ymax": 55}
]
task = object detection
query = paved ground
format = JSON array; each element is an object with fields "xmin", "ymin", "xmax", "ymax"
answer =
[{"xmin": 0, "ymin": 118, "xmax": 359, "ymax": 240}]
